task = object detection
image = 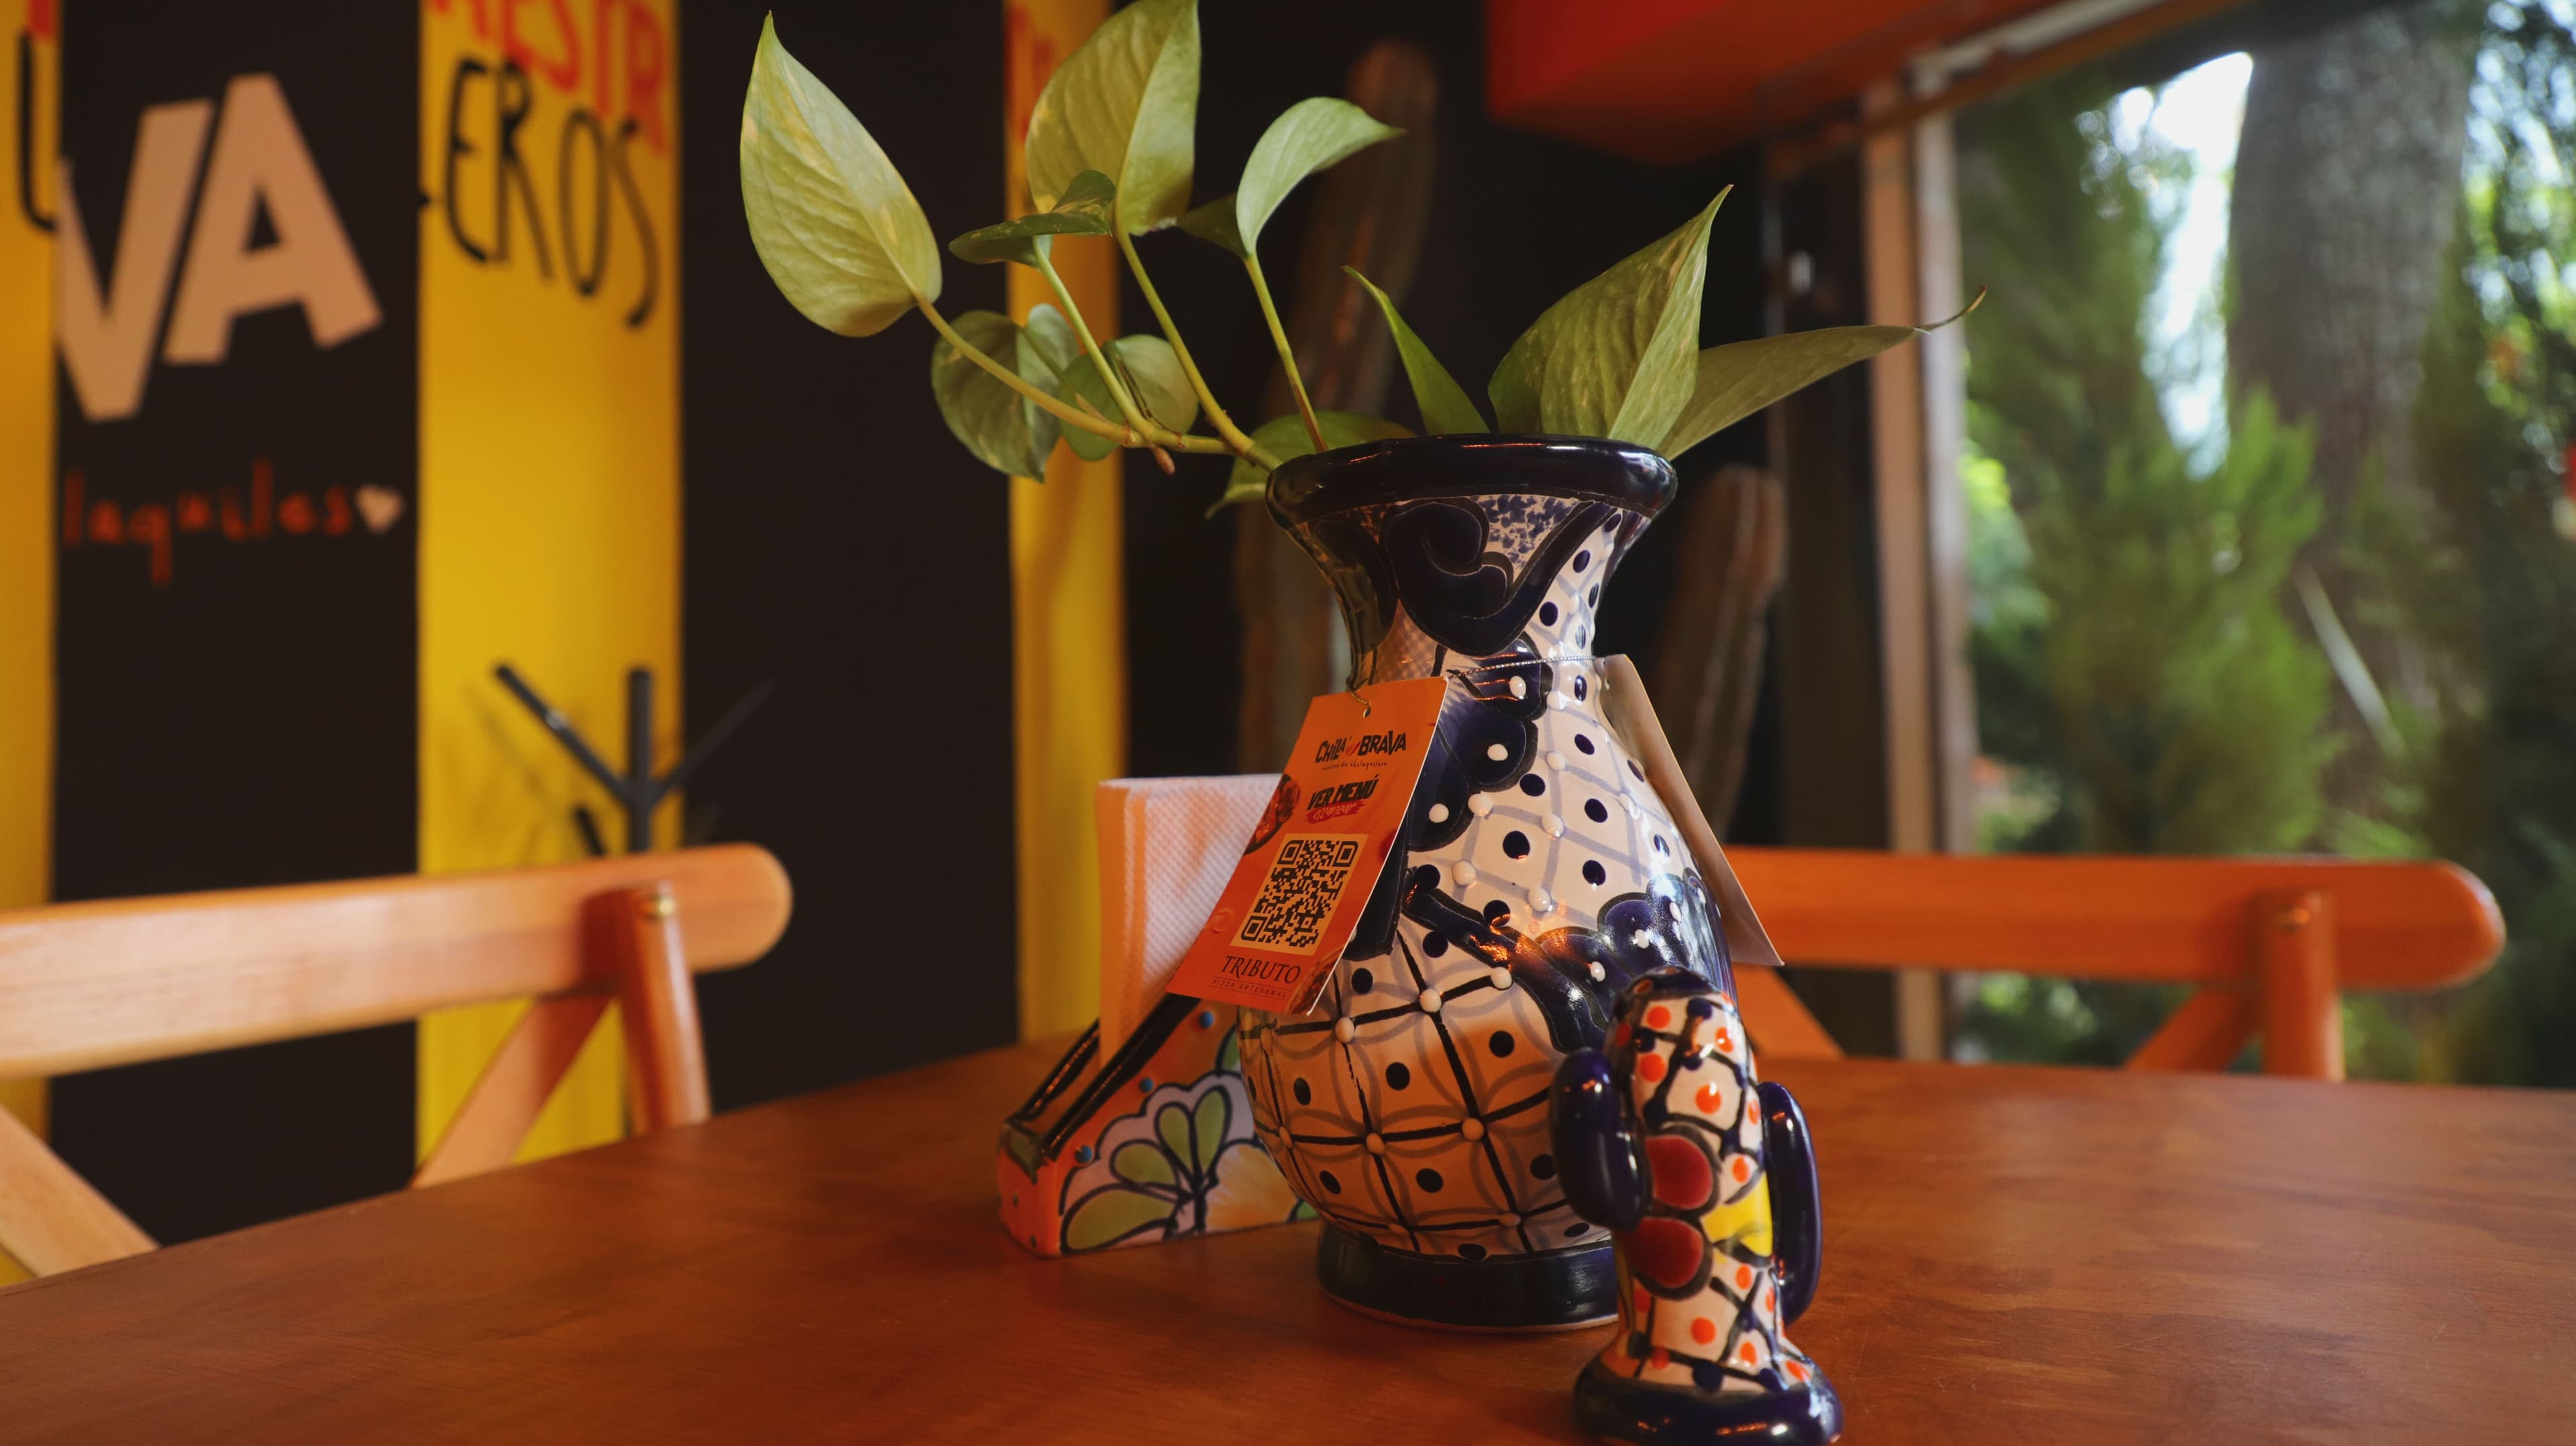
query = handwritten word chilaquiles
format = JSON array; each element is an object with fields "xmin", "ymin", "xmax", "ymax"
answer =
[{"xmin": 62, "ymin": 461, "xmax": 402, "ymax": 588}]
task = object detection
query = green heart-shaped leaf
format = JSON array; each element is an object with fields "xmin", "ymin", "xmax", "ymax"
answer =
[
  {"xmin": 949, "ymin": 170, "xmax": 1116, "ymax": 267},
  {"xmin": 1346, "ymin": 267, "xmax": 1485, "ymax": 435},
  {"xmin": 1488, "ymin": 188, "xmax": 1728, "ymax": 444},
  {"xmin": 1055, "ymin": 333, "xmax": 1199, "ymax": 461},
  {"xmin": 739, "ymin": 16, "xmax": 942, "ymax": 336},
  {"xmin": 1062, "ymin": 1183, "xmax": 1175, "ymax": 1250},
  {"xmin": 1057, "ymin": 350, "xmax": 1124, "ymax": 462},
  {"xmin": 1212, "ymin": 411, "xmax": 1411, "ymax": 513},
  {"xmin": 1656, "ymin": 293, "xmax": 1980, "ymax": 458},
  {"xmin": 1112, "ymin": 334, "xmax": 1198, "ymax": 433},
  {"xmin": 1022, "ymin": 303, "xmax": 1083, "ymax": 375},
  {"xmin": 930, "ymin": 310, "xmax": 1062, "ymax": 477},
  {"xmin": 1187, "ymin": 1089, "xmax": 1230, "ymax": 1174},
  {"xmin": 1020, "ymin": 304, "xmax": 1106, "ymax": 458},
  {"xmin": 1175, "ymin": 194, "xmax": 1246, "ymax": 257},
  {"xmin": 1153, "ymin": 1102, "xmax": 1197, "ymax": 1174},
  {"xmin": 1024, "ymin": 0, "xmax": 1199, "ymax": 234},
  {"xmin": 1234, "ymin": 98, "xmax": 1401, "ymax": 255}
]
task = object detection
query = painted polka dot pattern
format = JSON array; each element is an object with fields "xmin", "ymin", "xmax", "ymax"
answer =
[{"xmin": 1240, "ymin": 496, "xmax": 1727, "ymax": 1272}]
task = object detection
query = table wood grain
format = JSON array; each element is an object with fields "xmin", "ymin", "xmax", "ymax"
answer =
[{"xmin": 3, "ymin": 1038, "xmax": 2571, "ymax": 1443}]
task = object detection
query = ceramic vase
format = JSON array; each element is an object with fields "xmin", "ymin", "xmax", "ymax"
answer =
[{"xmin": 1238, "ymin": 435, "xmax": 1738, "ymax": 1330}]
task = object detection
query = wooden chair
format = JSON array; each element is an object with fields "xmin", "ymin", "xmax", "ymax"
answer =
[
  {"xmin": 1721, "ymin": 848, "xmax": 2504, "ymax": 1080},
  {"xmin": 0, "ymin": 845, "xmax": 791, "ymax": 1278}
]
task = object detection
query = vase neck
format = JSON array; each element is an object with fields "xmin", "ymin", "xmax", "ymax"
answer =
[
  {"xmin": 1358, "ymin": 528, "xmax": 1616, "ymax": 683},
  {"xmin": 1282, "ymin": 491, "xmax": 1646, "ymax": 687}
]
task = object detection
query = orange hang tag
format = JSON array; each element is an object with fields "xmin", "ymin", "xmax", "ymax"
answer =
[{"xmin": 1167, "ymin": 676, "xmax": 1448, "ymax": 1016}]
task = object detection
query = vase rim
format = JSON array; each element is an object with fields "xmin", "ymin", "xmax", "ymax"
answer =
[{"xmin": 1266, "ymin": 434, "xmax": 1676, "ymax": 528}]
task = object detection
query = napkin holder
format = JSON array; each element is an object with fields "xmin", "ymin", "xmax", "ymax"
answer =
[{"xmin": 997, "ymin": 775, "xmax": 1312, "ymax": 1257}]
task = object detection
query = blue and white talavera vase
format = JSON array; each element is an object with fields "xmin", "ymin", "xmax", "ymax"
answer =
[{"xmin": 1238, "ymin": 436, "xmax": 1746, "ymax": 1331}]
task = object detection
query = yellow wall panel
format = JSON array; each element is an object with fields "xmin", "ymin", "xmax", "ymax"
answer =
[
  {"xmin": 1006, "ymin": 0, "xmax": 1126, "ymax": 1039},
  {"xmin": 416, "ymin": 0, "xmax": 680, "ymax": 1162},
  {"xmin": 1, "ymin": 4, "xmax": 52, "ymax": 954},
  {"xmin": 0, "ymin": 0, "xmax": 55, "ymax": 1284}
]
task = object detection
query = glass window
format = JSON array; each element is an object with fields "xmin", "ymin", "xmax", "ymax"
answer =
[{"xmin": 1951, "ymin": 0, "xmax": 2576, "ymax": 1085}]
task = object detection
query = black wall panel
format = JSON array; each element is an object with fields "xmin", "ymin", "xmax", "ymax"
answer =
[
  {"xmin": 682, "ymin": 1, "xmax": 1016, "ymax": 1107},
  {"xmin": 48, "ymin": 0, "xmax": 419, "ymax": 1243}
]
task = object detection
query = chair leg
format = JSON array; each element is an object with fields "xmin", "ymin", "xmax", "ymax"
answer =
[
  {"xmin": 2126, "ymin": 989, "xmax": 2259, "ymax": 1072},
  {"xmin": 0, "ymin": 1102, "xmax": 153, "ymax": 1276},
  {"xmin": 413, "ymin": 992, "xmax": 616, "ymax": 1187},
  {"xmin": 592, "ymin": 882, "xmax": 712, "ymax": 1132},
  {"xmin": 1734, "ymin": 966, "xmax": 1844, "ymax": 1060},
  {"xmin": 2257, "ymin": 889, "xmax": 2343, "ymax": 1081}
]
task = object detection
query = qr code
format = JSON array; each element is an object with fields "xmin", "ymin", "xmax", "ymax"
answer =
[{"xmin": 1234, "ymin": 834, "xmax": 1364, "ymax": 952}]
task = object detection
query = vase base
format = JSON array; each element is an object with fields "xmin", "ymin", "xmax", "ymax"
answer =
[
  {"xmin": 1324, "ymin": 1292, "xmax": 1613, "ymax": 1335},
  {"xmin": 1572, "ymin": 1357, "xmax": 1843, "ymax": 1445},
  {"xmin": 1314, "ymin": 1224, "xmax": 1617, "ymax": 1331}
]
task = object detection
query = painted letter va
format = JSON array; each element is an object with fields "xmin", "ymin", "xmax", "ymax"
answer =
[{"xmin": 56, "ymin": 73, "xmax": 381, "ymax": 424}]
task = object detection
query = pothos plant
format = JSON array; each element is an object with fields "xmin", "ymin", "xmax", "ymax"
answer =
[{"xmin": 739, "ymin": 2, "xmax": 1966, "ymax": 509}]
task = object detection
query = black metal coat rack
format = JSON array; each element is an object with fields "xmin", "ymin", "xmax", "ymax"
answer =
[{"xmin": 492, "ymin": 663, "xmax": 774, "ymax": 856}]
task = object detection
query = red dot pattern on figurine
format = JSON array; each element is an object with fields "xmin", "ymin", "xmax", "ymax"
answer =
[{"xmin": 1598, "ymin": 981, "xmax": 1823, "ymax": 1398}]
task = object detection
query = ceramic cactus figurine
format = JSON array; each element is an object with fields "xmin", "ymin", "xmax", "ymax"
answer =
[{"xmin": 1551, "ymin": 967, "xmax": 1841, "ymax": 1444}]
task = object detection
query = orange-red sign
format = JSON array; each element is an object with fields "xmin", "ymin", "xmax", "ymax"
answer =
[{"xmin": 1168, "ymin": 678, "xmax": 1447, "ymax": 1015}]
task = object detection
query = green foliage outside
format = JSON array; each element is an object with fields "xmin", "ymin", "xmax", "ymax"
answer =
[
  {"xmin": 1956, "ymin": 8, "xmax": 2576, "ymax": 1087},
  {"xmin": 2346, "ymin": 3, "xmax": 2576, "ymax": 1087},
  {"xmin": 1956, "ymin": 67, "xmax": 2337, "ymax": 1065}
]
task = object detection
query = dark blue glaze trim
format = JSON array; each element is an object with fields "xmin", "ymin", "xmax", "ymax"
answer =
[
  {"xmin": 1550, "ymin": 1048, "xmax": 1648, "ymax": 1230},
  {"xmin": 1315, "ymin": 1224, "xmax": 1617, "ymax": 1329},
  {"xmin": 1269, "ymin": 435, "xmax": 1676, "ymax": 526},
  {"xmin": 1381, "ymin": 498, "xmax": 1615, "ymax": 658},
  {"xmin": 1760, "ymin": 1080, "xmax": 1823, "ymax": 1326},
  {"xmin": 1571, "ymin": 1358, "xmax": 1843, "ymax": 1445}
]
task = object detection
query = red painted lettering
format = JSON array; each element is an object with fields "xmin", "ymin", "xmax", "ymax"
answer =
[
  {"xmin": 62, "ymin": 474, "xmax": 379, "ymax": 586},
  {"xmin": 127, "ymin": 504, "xmax": 173, "ymax": 586},
  {"xmin": 503, "ymin": 0, "xmax": 581, "ymax": 93},
  {"xmin": 624, "ymin": 0, "xmax": 666, "ymax": 152},
  {"xmin": 1008, "ymin": 7, "xmax": 1058, "ymax": 146},
  {"xmin": 593, "ymin": 0, "xmax": 616, "ymax": 119},
  {"xmin": 433, "ymin": 0, "xmax": 492, "ymax": 38}
]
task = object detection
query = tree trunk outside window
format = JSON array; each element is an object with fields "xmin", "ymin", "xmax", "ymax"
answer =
[{"xmin": 2228, "ymin": 0, "xmax": 2479, "ymax": 745}]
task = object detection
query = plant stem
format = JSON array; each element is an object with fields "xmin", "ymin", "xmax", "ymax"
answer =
[
  {"xmin": 1032, "ymin": 247, "xmax": 1148, "ymax": 434},
  {"xmin": 914, "ymin": 296, "xmax": 1258, "ymax": 465},
  {"xmin": 1244, "ymin": 253, "xmax": 1325, "ymax": 452},
  {"xmin": 1117, "ymin": 230, "xmax": 1260, "ymax": 455},
  {"xmin": 916, "ymin": 297, "xmax": 1134, "ymax": 445}
]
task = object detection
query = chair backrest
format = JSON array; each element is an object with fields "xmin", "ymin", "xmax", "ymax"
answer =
[
  {"xmin": 1721, "ymin": 847, "xmax": 2504, "ymax": 1080},
  {"xmin": 0, "ymin": 844, "xmax": 791, "ymax": 1277}
]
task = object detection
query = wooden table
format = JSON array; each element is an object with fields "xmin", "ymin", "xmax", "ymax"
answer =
[{"xmin": 3, "ymin": 1038, "xmax": 2572, "ymax": 1443}]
